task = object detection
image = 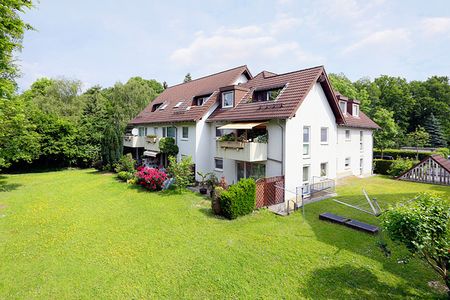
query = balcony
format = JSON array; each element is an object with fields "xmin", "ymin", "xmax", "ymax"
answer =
[
  {"xmin": 123, "ymin": 135, "xmax": 145, "ymax": 148},
  {"xmin": 144, "ymin": 136, "xmax": 161, "ymax": 152},
  {"xmin": 216, "ymin": 141, "xmax": 267, "ymax": 162}
]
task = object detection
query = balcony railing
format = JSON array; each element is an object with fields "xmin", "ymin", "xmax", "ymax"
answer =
[
  {"xmin": 144, "ymin": 136, "xmax": 161, "ymax": 152},
  {"xmin": 123, "ymin": 136, "xmax": 145, "ymax": 148},
  {"xmin": 216, "ymin": 141, "xmax": 267, "ymax": 162}
]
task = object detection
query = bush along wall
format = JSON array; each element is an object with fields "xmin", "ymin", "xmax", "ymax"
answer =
[
  {"xmin": 220, "ymin": 178, "xmax": 256, "ymax": 220},
  {"xmin": 373, "ymin": 159, "xmax": 394, "ymax": 175},
  {"xmin": 373, "ymin": 149, "xmax": 434, "ymax": 161}
]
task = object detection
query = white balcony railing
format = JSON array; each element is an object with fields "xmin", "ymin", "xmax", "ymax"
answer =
[
  {"xmin": 216, "ymin": 141, "xmax": 267, "ymax": 162},
  {"xmin": 123, "ymin": 136, "xmax": 145, "ymax": 148}
]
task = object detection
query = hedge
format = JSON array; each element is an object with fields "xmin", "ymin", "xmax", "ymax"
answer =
[
  {"xmin": 220, "ymin": 178, "xmax": 256, "ymax": 220},
  {"xmin": 373, "ymin": 159, "xmax": 394, "ymax": 175},
  {"xmin": 374, "ymin": 149, "xmax": 434, "ymax": 161}
]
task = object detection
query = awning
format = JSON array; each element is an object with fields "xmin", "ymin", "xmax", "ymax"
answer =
[
  {"xmin": 143, "ymin": 151, "xmax": 158, "ymax": 157},
  {"xmin": 218, "ymin": 122, "xmax": 267, "ymax": 130}
]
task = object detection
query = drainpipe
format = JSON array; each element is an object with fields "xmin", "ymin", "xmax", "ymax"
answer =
[{"xmin": 276, "ymin": 119, "xmax": 285, "ymax": 175}]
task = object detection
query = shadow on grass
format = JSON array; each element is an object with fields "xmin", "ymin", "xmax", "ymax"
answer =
[
  {"xmin": 0, "ymin": 176, "xmax": 22, "ymax": 192},
  {"xmin": 302, "ymin": 264, "xmax": 421, "ymax": 299}
]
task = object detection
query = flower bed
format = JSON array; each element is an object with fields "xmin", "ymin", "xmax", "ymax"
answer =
[{"xmin": 136, "ymin": 166, "xmax": 167, "ymax": 191}]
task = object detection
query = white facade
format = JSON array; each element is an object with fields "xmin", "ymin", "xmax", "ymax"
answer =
[{"xmin": 128, "ymin": 82, "xmax": 375, "ymax": 202}]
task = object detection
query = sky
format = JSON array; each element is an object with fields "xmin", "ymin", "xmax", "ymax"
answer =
[{"xmin": 17, "ymin": 0, "xmax": 450, "ymax": 91}]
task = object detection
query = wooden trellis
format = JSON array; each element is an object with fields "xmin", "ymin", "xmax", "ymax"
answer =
[{"xmin": 398, "ymin": 154, "xmax": 450, "ymax": 185}]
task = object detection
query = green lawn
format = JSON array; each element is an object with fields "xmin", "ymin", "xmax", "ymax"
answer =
[{"xmin": 0, "ymin": 170, "xmax": 449, "ymax": 299}]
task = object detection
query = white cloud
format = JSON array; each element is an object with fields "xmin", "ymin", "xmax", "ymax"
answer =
[
  {"xmin": 421, "ymin": 17, "xmax": 450, "ymax": 36},
  {"xmin": 342, "ymin": 28, "xmax": 410, "ymax": 54},
  {"xmin": 169, "ymin": 14, "xmax": 319, "ymax": 70}
]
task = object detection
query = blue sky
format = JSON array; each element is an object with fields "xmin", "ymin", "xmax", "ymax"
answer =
[{"xmin": 17, "ymin": 0, "xmax": 450, "ymax": 90}]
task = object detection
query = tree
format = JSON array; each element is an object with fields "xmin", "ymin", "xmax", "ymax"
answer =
[
  {"xmin": 372, "ymin": 108, "xmax": 399, "ymax": 157},
  {"xmin": 329, "ymin": 73, "xmax": 371, "ymax": 112},
  {"xmin": 0, "ymin": 0, "xmax": 33, "ymax": 98},
  {"xmin": 406, "ymin": 126, "xmax": 430, "ymax": 160},
  {"xmin": 183, "ymin": 73, "xmax": 192, "ymax": 83},
  {"xmin": 424, "ymin": 114, "xmax": 447, "ymax": 148},
  {"xmin": 380, "ymin": 193, "xmax": 450, "ymax": 297}
]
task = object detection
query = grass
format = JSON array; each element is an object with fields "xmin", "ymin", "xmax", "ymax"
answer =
[{"xmin": 0, "ymin": 170, "xmax": 449, "ymax": 299}]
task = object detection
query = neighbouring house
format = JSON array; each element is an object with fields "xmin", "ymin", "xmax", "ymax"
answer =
[
  {"xmin": 398, "ymin": 154, "xmax": 450, "ymax": 185},
  {"xmin": 126, "ymin": 65, "xmax": 380, "ymax": 204}
]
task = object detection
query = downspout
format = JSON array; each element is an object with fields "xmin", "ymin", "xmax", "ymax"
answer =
[{"xmin": 276, "ymin": 119, "xmax": 285, "ymax": 175}]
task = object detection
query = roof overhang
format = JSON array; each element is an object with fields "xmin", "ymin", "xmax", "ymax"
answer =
[{"xmin": 218, "ymin": 122, "xmax": 267, "ymax": 130}]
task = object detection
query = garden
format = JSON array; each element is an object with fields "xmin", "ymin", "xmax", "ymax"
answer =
[{"xmin": 1, "ymin": 168, "xmax": 449, "ymax": 298}]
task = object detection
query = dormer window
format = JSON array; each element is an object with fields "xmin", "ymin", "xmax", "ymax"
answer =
[
  {"xmin": 174, "ymin": 101, "xmax": 183, "ymax": 108},
  {"xmin": 222, "ymin": 91, "xmax": 234, "ymax": 108},
  {"xmin": 352, "ymin": 104, "xmax": 359, "ymax": 117},
  {"xmin": 339, "ymin": 101, "xmax": 347, "ymax": 114},
  {"xmin": 266, "ymin": 89, "xmax": 281, "ymax": 101},
  {"xmin": 151, "ymin": 103, "xmax": 162, "ymax": 112},
  {"xmin": 193, "ymin": 95, "xmax": 210, "ymax": 106},
  {"xmin": 252, "ymin": 87, "xmax": 283, "ymax": 102}
]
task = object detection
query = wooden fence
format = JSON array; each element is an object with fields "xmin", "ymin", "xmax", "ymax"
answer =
[{"xmin": 255, "ymin": 176, "xmax": 285, "ymax": 208}]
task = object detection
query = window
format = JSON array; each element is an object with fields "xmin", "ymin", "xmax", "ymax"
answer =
[
  {"xmin": 345, "ymin": 157, "xmax": 351, "ymax": 169},
  {"xmin": 193, "ymin": 95, "xmax": 210, "ymax": 106},
  {"xmin": 345, "ymin": 129, "xmax": 351, "ymax": 141},
  {"xmin": 320, "ymin": 162, "xmax": 328, "ymax": 177},
  {"xmin": 174, "ymin": 101, "xmax": 183, "ymax": 108},
  {"xmin": 245, "ymin": 162, "xmax": 265, "ymax": 180},
  {"xmin": 138, "ymin": 127, "xmax": 145, "ymax": 137},
  {"xmin": 353, "ymin": 104, "xmax": 359, "ymax": 117},
  {"xmin": 154, "ymin": 127, "xmax": 158, "ymax": 135},
  {"xmin": 303, "ymin": 126, "xmax": 310, "ymax": 156},
  {"xmin": 266, "ymin": 89, "xmax": 281, "ymax": 101},
  {"xmin": 360, "ymin": 131, "xmax": 363, "ymax": 151},
  {"xmin": 339, "ymin": 101, "xmax": 347, "ymax": 114},
  {"xmin": 214, "ymin": 158, "xmax": 223, "ymax": 171},
  {"xmin": 163, "ymin": 127, "xmax": 176, "ymax": 138},
  {"xmin": 182, "ymin": 127, "xmax": 189, "ymax": 139},
  {"xmin": 302, "ymin": 165, "xmax": 310, "ymax": 182},
  {"xmin": 359, "ymin": 158, "xmax": 363, "ymax": 175},
  {"xmin": 222, "ymin": 91, "xmax": 234, "ymax": 108},
  {"xmin": 215, "ymin": 126, "xmax": 223, "ymax": 138},
  {"xmin": 159, "ymin": 103, "xmax": 168, "ymax": 110},
  {"xmin": 151, "ymin": 103, "xmax": 162, "ymax": 111},
  {"xmin": 320, "ymin": 127, "xmax": 328, "ymax": 144}
]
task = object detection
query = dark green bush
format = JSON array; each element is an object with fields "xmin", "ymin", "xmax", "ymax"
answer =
[
  {"xmin": 373, "ymin": 159, "xmax": 394, "ymax": 175},
  {"xmin": 117, "ymin": 171, "xmax": 134, "ymax": 182},
  {"xmin": 159, "ymin": 137, "xmax": 179, "ymax": 156},
  {"xmin": 388, "ymin": 158, "xmax": 417, "ymax": 177},
  {"xmin": 220, "ymin": 178, "xmax": 256, "ymax": 220},
  {"xmin": 373, "ymin": 149, "xmax": 434, "ymax": 160}
]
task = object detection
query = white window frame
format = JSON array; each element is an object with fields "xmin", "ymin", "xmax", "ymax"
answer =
[
  {"xmin": 359, "ymin": 131, "xmax": 363, "ymax": 151},
  {"xmin": 174, "ymin": 101, "xmax": 183, "ymax": 108},
  {"xmin": 215, "ymin": 126, "xmax": 223, "ymax": 138},
  {"xmin": 303, "ymin": 126, "xmax": 310, "ymax": 157},
  {"xmin": 222, "ymin": 91, "xmax": 234, "ymax": 108},
  {"xmin": 182, "ymin": 127, "xmax": 189, "ymax": 140},
  {"xmin": 320, "ymin": 127, "xmax": 328, "ymax": 144},
  {"xmin": 353, "ymin": 104, "xmax": 359, "ymax": 117},
  {"xmin": 214, "ymin": 158, "xmax": 223, "ymax": 171},
  {"xmin": 302, "ymin": 165, "xmax": 310, "ymax": 183},
  {"xmin": 345, "ymin": 157, "xmax": 351, "ymax": 169},
  {"xmin": 320, "ymin": 162, "xmax": 328, "ymax": 177},
  {"xmin": 138, "ymin": 127, "xmax": 145, "ymax": 137},
  {"xmin": 339, "ymin": 101, "xmax": 347, "ymax": 114},
  {"xmin": 159, "ymin": 103, "xmax": 168, "ymax": 110},
  {"xmin": 163, "ymin": 127, "xmax": 176, "ymax": 139},
  {"xmin": 345, "ymin": 129, "xmax": 351, "ymax": 141}
]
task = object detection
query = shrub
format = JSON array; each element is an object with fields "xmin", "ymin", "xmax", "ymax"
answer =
[
  {"xmin": 114, "ymin": 153, "xmax": 135, "ymax": 173},
  {"xmin": 167, "ymin": 155, "xmax": 193, "ymax": 189},
  {"xmin": 435, "ymin": 147, "xmax": 449, "ymax": 158},
  {"xmin": 373, "ymin": 149, "xmax": 434, "ymax": 161},
  {"xmin": 136, "ymin": 166, "xmax": 167, "ymax": 191},
  {"xmin": 388, "ymin": 158, "xmax": 417, "ymax": 177},
  {"xmin": 220, "ymin": 178, "xmax": 256, "ymax": 220},
  {"xmin": 373, "ymin": 159, "xmax": 394, "ymax": 175},
  {"xmin": 159, "ymin": 137, "xmax": 179, "ymax": 156},
  {"xmin": 117, "ymin": 171, "xmax": 134, "ymax": 182}
]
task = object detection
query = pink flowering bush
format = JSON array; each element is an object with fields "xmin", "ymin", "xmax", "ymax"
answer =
[{"xmin": 136, "ymin": 166, "xmax": 167, "ymax": 191}]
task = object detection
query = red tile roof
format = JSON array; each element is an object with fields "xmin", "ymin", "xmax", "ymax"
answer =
[
  {"xmin": 341, "ymin": 112, "xmax": 381, "ymax": 129},
  {"xmin": 129, "ymin": 65, "xmax": 251, "ymax": 124},
  {"xmin": 207, "ymin": 66, "xmax": 345, "ymax": 123},
  {"xmin": 432, "ymin": 154, "xmax": 450, "ymax": 173}
]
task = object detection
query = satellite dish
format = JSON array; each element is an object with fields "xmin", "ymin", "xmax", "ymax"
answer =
[{"xmin": 131, "ymin": 128, "xmax": 139, "ymax": 136}]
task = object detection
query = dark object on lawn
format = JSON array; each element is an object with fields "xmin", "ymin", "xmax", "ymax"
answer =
[
  {"xmin": 199, "ymin": 187, "xmax": 207, "ymax": 194},
  {"xmin": 319, "ymin": 212, "xmax": 379, "ymax": 234},
  {"xmin": 319, "ymin": 212, "xmax": 350, "ymax": 224}
]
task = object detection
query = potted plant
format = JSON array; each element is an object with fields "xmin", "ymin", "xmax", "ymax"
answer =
[
  {"xmin": 197, "ymin": 171, "xmax": 212, "ymax": 194},
  {"xmin": 146, "ymin": 134, "xmax": 157, "ymax": 143}
]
